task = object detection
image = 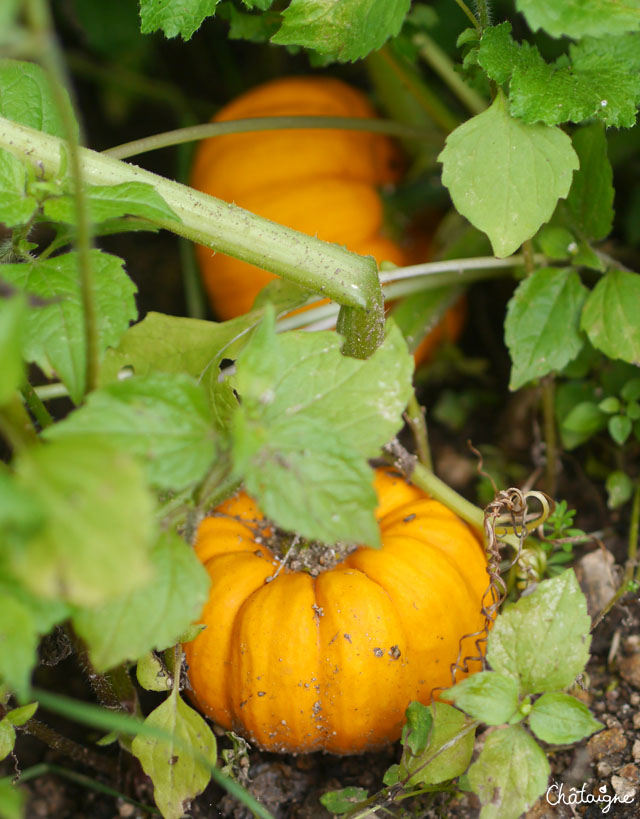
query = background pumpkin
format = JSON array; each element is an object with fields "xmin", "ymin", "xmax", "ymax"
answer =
[
  {"xmin": 184, "ymin": 469, "xmax": 488, "ymax": 754},
  {"xmin": 190, "ymin": 76, "xmax": 464, "ymax": 361}
]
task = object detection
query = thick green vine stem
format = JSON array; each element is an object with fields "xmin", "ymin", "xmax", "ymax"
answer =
[
  {"xmin": 0, "ymin": 116, "xmax": 385, "ymax": 359},
  {"xmin": 384, "ymin": 439, "xmax": 484, "ymax": 534}
]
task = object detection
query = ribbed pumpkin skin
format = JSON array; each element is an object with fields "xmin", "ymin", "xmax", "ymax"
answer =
[
  {"xmin": 185, "ymin": 470, "xmax": 488, "ymax": 754},
  {"xmin": 190, "ymin": 76, "xmax": 409, "ymax": 320}
]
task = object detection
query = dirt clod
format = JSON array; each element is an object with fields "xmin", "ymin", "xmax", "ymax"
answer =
[{"xmin": 587, "ymin": 726, "xmax": 628, "ymax": 760}]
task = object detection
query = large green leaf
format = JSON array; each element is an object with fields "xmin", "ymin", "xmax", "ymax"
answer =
[
  {"xmin": 487, "ymin": 571, "xmax": 591, "ymax": 694},
  {"xmin": 139, "ymin": 0, "xmax": 221, "ymax": 39},
  {"xmin": 505, "ymin": 268, "xmax": 588, "ymax": 389},
  {"xmin": 468, "ymin": 725, "xmax": 550, "ymax": 819},
  {"xmin": 581, "ymin": 269, "xmax": 640, "ymax": 365},
  {"xmin": 441, "ymin": 672, "xmax": 520, "ymax": 726},
  {"xmin": 99, "ymin": 310, "xmax": 262, "ymax": 384},
  {"xmin": 232, "ymin": 316, "xmax": 413, "ymax": 459},
  {"xmin": 479, "ymin": 25, "xmax": 640, "ymax": 128},
  {"xmin": 438, "ymin": 94, "xmax": 578, "ymax": 257},
  {"xmin": 0, "ymin": 594, "xmax": 38, "ymax": 698},
  {"xmin": 565, "ymin": 123, "xmax": 614, "ymax": 241},
  {"xmin": 516, "ymin": 0, "xmax": 640, "ymax": 39},
  {"xmin": 45, "ymin": 373, "xmax": 217, "ymax": 490},
  {"xmin": 399, "ymin": 702, "xmax": 475, "ymax": 786},
  {"xmin": 233, "ymin": 412, "xmax": 381, "ymax": 547},
  {"xmin": 0, "ymin": 294, "xmax": 26, "ymax": 405},
  {"xmin": 0, "ymin": 59, "xmax": 78, "ymax": 139},
  {"xmin": 528, "ymin": 693, "xmax": 602, "ymax": 744},
  {"xmin": 272, "ymin": 0, "xmax": 411, "ymax": 62},
  {"xmin": 10, "ymin": 437, "xmax": 155, "ymax": 607},
  {"xmin": 1, "ymin": 251, "xmax": 137, "ymax": 404},
  {"xmin": 73, "ymin": 530, "xmax": 210, "ymax": 671},
  {"xmin": 0, "ymin": 148, "xmax": 37, "ymax": 227},
  {"xmin": 43, "ymin": 182, "xmax": 179, "ymax": 227},
  {"xmin": 131, "ymin": 691, "xmax": 216, "ymax": 819}
]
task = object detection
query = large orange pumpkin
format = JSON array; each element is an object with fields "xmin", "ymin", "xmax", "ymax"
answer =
[
  {"xmin": 189, "ymin": 76, "xmax": 464, "ymax": 363},
  {"xmin": 185, "ymin": 469, "xmax": 488, "ymax": 754}
]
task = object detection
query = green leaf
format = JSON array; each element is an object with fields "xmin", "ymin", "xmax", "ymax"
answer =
[
  {"xmin": 233, "ymin": 412, "xmax": 381, "ymax": 547},
  {"xmin": 0, "ymin": 149, "xmax": 37, "ymax": 227},
  {"xmin": 401, "ymin": 701, "xmax": 433, "ymax": 756},
  {"xmin": 72, "ymin": 530, "xmax": 210, "ymax": 671},
  {"xmin": 609, "ymin": 414, "xmax": 632, "ymax": 445},
  {"xmin": 598, "ymin": 396, "xmax": 621, "ymax": 414},
  {"xmin": 529, "ymin": 693, "xmax": 602, "ymax": 744},
  {"xmin": 233, "ymin": 316, "xmax": 413, "ymax": 459},
  {"xmin": 400, "ymin": 702, "xmax": 475, "ymax": 786},
  {"xmin": 5, "ymin": 703, "xmax": 38, "ymax": 727},
  {"xmin": 0, "ymin": 720, "xmax": 16, "ymax": 761},
  {"xmin": 441, "ymin": 672, "xmax": 520, "ymax": 726},
  {"xmin": 477, "ymin": 23, "xmax": 520, "ymax": 85},
  {"xmin": 0, "ymin": 595, "xmax": 38, "ymax": 698},
  {"xmin": 565, "ymin": 125, "xmax": 614, "ymax": 242},
  {"xmin": 510, "ymin": 39, "xmax": 640, "ymax": 129},
  {"xmin": 137, "ymin": 653, "xmax": 172, "ymax": 693},
  {"xmin": 0, "ymin": 59, "xmax": 78, "ymax": 140},
  {"xmin": 438, "ymin": 94, "xmax": 578, "ymax": 257},
  {"xmin": 487, "ymin": 571, "xmax": 591, "ymax": 695},
  {"xmin": 468, "ymin": 725, "xmax": 549, "ymax": 819},
  {"xmin": 131, "ymin": 691, "xmax": 216, "ymax": 819},
  {"xmin": 10, "ymin": 437, "xmax": 155, "ymax": 607},
  {"xmin": 515, "ymin": 0, "xmax": 640, "ymax": 39},
  {"xmin": 43, "ymin": 182, "xmax": 179, "ymax": 227},
  {"xmin": 581, "ymin": 270, "xmax": 640, "ymax": 365},
  {"xmin": 319, "ymin": 787, "xmax": 369, "ymax": 814},
  {"xmin": 99, "ymin": 310, "xmax": 262, "ymax": 384},
  {"xmin": 272, "ymin": 0, "xmax": 411, "ymax": 62},
  {"xmin": 536, "ymin": 226, "xmax": 575, "ymax": 261},
  {"xmin": 1, "ymin": 251, "xmax": 137, "ymax": 404},
  {"xmin": 479, "ymin": 24, "xmax": 640, "ymax": 128},
  {"xmin": 139, "ymin": 0, "xmax": 221, "ymax": 40},
  {"xmin": 0, "ymin": 294, "xmax": 26, "ymax": 405},
  {"xmin": 628, "ymin": 401, "xmax": 640, "ymax": 420},
  {"xmin": 505, "ymin": 268, "xmax": 588, "ymax": 390},
  {"xmin": 218, "ymin": 2, "xmax": 280, "ymax": 42},
  {"xmin": 0, "ymin": 778, "xmax": 26, "ymax": 819},
  {"xmin": 622, "ymin": 378, "xmax": 640, "ymax": 401},
  {"xmin": 562, "ymin": 401, "xmax": 605, "ymax": 437},
  {"xmin": 46, "ymin": 373, "xmax": 217, "ymax": 490}
]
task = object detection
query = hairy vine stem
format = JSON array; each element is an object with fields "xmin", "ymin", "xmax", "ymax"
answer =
[
  {"xmin": 0, "ymin": 115, "xmax": 385, "ymax": 359},
  {"xmin": 24, "ymin": 0, "xmax": 99, "ymax": 396},
  {"xmin": 104, "ymin": 116, "xmax": 439, "ymax": 161}
]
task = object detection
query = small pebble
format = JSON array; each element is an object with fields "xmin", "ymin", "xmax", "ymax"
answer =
[
  {"xmin": 632, "ymin": 739, "xmax": 640, "ymax": 761},
  {"xmin": 588, "ymin": 726, "xmax": 628, "ymax": 760},
  {"xmin": 619, "ymin": 654, "xmax": 640, "ymax": 689},
  {"xmin": 597, "ymin": 760, "xmax": 613, "ymax": 777},
  {"xmin": 633, "ymin": 712, "xmax": 640, "ymax": 730},
  {"xmin": 618, "ymin": 763, "xmax": 639, "ymax": 783},
  {"xmin": 611, "ymin": 775, "xmax": 637, "ymax": 802},
  {"xmin": 624, "ymin": 635, "xmax": 640, "ymax": 653},
  {"xmin": 631, "ymin": 692, "xmax": 640, "ymax": 706}
]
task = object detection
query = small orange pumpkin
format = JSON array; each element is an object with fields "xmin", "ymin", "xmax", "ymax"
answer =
[
  {"xmin": 190, "ymin": 77, "xmax": 465, "ymax": 364},
  {"xmin": 185, "ymin": 469, "xmax": 488, "ymax": 754},
  {"xmin": 190, "ymin": 75, "xmax": 406, "ymax": 320}
]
